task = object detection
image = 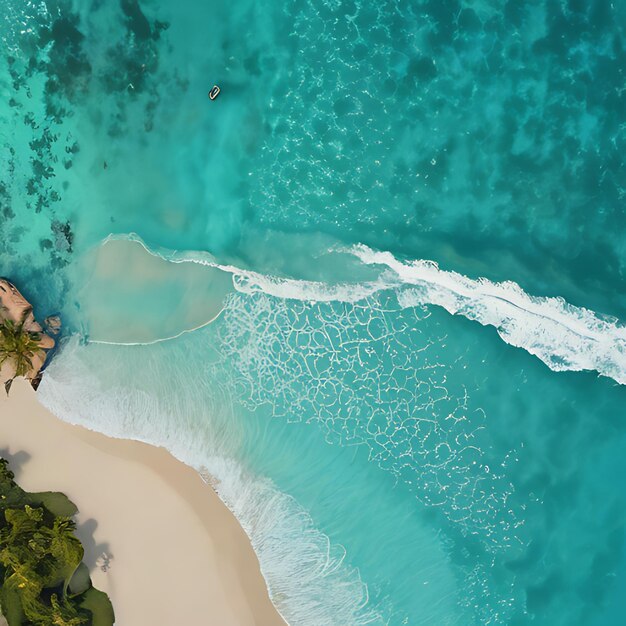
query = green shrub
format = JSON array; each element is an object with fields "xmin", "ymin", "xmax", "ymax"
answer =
[{"xmin": 0, "ymin": 459, "xmax": 114, "ymax": 625}]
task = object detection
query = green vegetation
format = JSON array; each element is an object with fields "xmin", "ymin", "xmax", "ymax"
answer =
[
  {"xmin": 0, "ymin": 459, "xmax": 114, "ymax": 626},
  {"xmin": 0, "ymin": 321, "xmax": 41, "ymax": 394}
]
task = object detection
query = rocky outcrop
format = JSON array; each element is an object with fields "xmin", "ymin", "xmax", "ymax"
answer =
[
  {"xmin": 44, "ymin": 314, "xmax": 62, "ymax": 335},
  {"xmin": 0, "ymin": 279, "xmax": 58, "ymax": 393}
]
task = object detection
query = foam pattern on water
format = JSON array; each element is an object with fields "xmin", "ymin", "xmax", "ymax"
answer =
[
  {"xmin": 213, "ymin": 287, "xmax": 626, "ymax": 625},
  {"xmin": 38, "ymin": 334, "xmax": 382, "ymax": 626},
  {"xmin": 217, "ymin": 290, "xmax": 525, "ymax": 622},
  {"xmin": 220, "ymin": 292, "xmax": 518, "ymax": 548},
  {"xmin": 38, "ymin": 303, "xmax": 518, "ymax": 624},
  {"xmin": 37, "ymin": 282, "xmax": 626, "ymax": 625}
]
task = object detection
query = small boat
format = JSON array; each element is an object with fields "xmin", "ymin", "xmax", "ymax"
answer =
[{"xmin": 208, "ymin": 85, "xmax": 220, "ymax": 100}]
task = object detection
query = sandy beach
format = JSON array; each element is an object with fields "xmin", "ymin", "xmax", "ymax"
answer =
[{"xmin": 0, "ymin": 379, "xmax": 285, "ymax": 626}]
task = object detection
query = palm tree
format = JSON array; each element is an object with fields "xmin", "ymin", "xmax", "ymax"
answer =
[
  {"xmin": 0, "ymin": 506, "xmax": 88, "ymax": 625},
  {"xmin": 0, "ymin": 318, "xmax": 42, "ymax": 394},
  {"xmin": 46, "ymin": 517, "xmax": 84, "ymax": 596},
  {"xmin": 48, "ymin": 593, "xmax": 89, "ymax": 626},
  {"xmin": 0, "ymin": 460, "xmax": 113, "ymax": 625}
]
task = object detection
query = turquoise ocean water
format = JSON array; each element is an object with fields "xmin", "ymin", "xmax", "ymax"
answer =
[{"xmin": 1, "ymin": 1, "xmax": 626, "ymax": 623}]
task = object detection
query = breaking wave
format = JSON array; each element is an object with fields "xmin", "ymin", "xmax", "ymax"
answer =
[
  {"xmin": 37, "ymin": 335, "xmax": 382, "ymax": 626},
  {"xmin": 110, "ymin": 234, "xmax": 626, "ymax": 385},
  {"xmin": 349, "ymin": 245, "xmax": 626, "ymax": 385}
]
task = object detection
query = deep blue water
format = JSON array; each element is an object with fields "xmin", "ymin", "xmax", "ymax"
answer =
[{"xmin": 2, "ymin": 1, "xmax": 626, "ymax": 624}]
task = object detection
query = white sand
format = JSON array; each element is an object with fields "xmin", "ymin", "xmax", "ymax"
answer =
[{"xmin": 0, "ymin": 379, "xmax": 285, "ymax": 626}]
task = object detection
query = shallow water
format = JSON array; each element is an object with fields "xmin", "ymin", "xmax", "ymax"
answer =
[{"xmin": 2, "ymin": 1, "xmax": 626, "ymax": 624}]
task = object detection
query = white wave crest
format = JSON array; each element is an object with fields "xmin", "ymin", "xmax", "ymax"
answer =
[
  {"xmin": 107, "ymin": 233, "xmax": 388, "ymax": 304},
  {"xmin": 350, "ymin": 245, "xmax": 626, "ymax": 385},
  {"xmin": 37, "ymin": 336, "xmax": 382, "ymax": 626},
  {"xmin": 104, "ymin": 234, "xmax": 626, "ymax": 384},
  {"xmin": 202, "ymin": 459, "xmax": 380, "ymax": 626}
]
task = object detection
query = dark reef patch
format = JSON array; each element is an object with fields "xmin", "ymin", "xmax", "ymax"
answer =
[{"xmin": 0, "ymin": 0, "xmax": 171, "ymax": 317}]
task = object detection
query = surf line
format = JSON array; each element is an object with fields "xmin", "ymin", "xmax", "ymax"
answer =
[{"xmin": 99, "ymin": 233, "xmax": 626, "ymax": 384}]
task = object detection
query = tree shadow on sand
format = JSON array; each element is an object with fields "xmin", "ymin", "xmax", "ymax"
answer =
[
  {"xmin": 0, "ymin": 448, "xmax": 31, "ymax": 480},
  {"xmin": 74, "ymin": 517, "xmax": 113, "ymax": 573}
]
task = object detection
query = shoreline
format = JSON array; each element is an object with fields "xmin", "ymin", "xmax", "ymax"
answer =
[{"xmin": 0, "ymin": 379, "xmax": 285, "ymax": 626}]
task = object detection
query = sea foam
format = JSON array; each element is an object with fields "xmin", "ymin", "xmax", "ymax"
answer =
[
  {"xmin": 349, "ymin": 245, "xmax": 626, "ymax": 385},
  {"xmin": 37, "ymin": 335, "xmax": 381, "ymax": 626},
  {"xmin": 112, "ymin": 234, "xmax": 626, "ymax": 386}
]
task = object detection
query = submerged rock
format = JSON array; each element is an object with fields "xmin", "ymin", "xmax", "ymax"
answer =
[
  {"xmin": 0, "ymin": 279, "xmax": 56, "ymax": 392},
  {"xmin": 44, "ymin": 314, "xmax": 62, "ymax": 335}
]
